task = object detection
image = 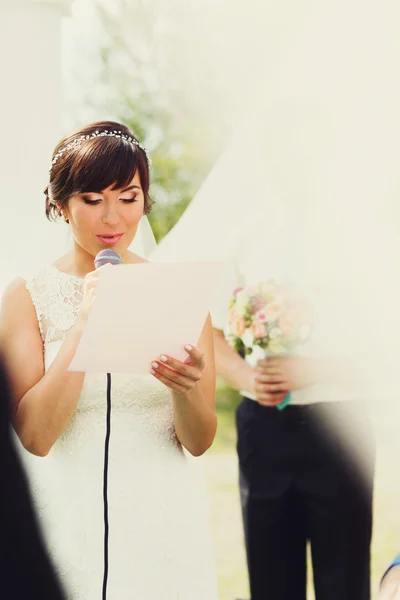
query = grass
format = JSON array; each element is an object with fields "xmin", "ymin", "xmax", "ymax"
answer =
[
  {"xmin": 204, "ymin": 381, "xmax": 400, "ymax": 600},
  {"xmin": 211, "ymin": 381, "xmax": 242, "ymax": 451}
]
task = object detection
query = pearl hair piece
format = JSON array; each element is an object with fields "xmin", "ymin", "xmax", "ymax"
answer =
[{"xmin": 50, "ymin": 129, "xmax": 151, "ymax": 171}]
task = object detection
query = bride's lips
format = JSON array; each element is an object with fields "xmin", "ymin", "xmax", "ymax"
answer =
[{"xmin": 96, "ymin": 233, "xmax": 124, "ymax": 245}]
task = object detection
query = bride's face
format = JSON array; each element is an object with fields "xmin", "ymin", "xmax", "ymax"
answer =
[{"xmin": 63, "ymin": 171, "xmax": 145, "ymax": 258}]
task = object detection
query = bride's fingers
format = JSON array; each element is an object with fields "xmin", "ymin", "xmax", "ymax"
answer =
[
  {"xmin": 150, "ymin": 361, "xmax": 200, "ymax": 392},
  {"xmin": 150, "ymin": 364, "xmax": 188, "ymax": 392},
  {"xmin": 184, "ymin": 345, "xmax": 205, "ymax": 370},
  {"xmin": 157, "ymin": 354, "xmax": 202, "ymax": 380},
  {"xmin": 149, "ymin": 346, "xmax": 205, "ymax": 392}
]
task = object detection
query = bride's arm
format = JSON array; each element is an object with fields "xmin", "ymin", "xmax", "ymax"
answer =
[
  {"xmin": 150, "ymin": 314, "xmax": 217, "ymax": 457},
  {"xmin": 0, "ymin": 279, "xmax": 90, "ymax": 457},
  {"xmin": 212, "ymin": 327, "xmax": 254, "ymax": 392},
  {"xmin": 173, "ymin": 315, "xmax": 217, "ymax": 456}
]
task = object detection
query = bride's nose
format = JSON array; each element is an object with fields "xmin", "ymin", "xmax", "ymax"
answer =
[{"xmin": 101, "ymin": 202, "xmax": 121, "ymax": 226}]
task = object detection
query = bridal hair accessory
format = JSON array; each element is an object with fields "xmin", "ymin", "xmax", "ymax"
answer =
[{"xmin": 50, "ymin": 129, "xmax": 151, "ymax": 171}]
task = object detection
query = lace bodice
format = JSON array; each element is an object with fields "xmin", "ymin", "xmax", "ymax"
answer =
[
  {"xmin": 25, "ymin": 265, "xmax": 177, "ymax": 446},
  {"xmin": 26, "ymin": 266, "xmax": 84, "ymax": 346}
]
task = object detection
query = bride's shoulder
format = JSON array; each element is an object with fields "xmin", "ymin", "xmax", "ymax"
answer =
[
  {"xmin": 2, "ymin": 276, "xmax": 31, "ymax": 300},
  {"xmin": 0, "ymin": 277, "xmax": 37, "ymax": 322},
  {"xmin": 1, "ymin": 265, "xmax": 56, "ymax": 312}
]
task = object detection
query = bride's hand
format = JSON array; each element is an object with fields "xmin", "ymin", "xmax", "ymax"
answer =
[
  {"xmin": 150, "ymin": 345, "xmax": 205, "ymax": 393},
  {"xmin": 77, "ymin": 265, "xmax": 110, "ymax": 325}
]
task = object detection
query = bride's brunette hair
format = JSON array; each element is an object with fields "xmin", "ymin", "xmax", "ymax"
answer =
[{"xmin": 45, "ymin": 120, "xmax": 153, "ymax": 222}]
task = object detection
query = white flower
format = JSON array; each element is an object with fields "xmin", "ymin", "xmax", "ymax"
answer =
[
  {"xmin": 268, "ymin": 341, "xmax": 284, "ymax": 354},
  {"xmin": 242, "ymin": 329, "xmax": 254, "ymax": 347},
  {"xmin": 269, "ymin": 328, "xmax": 283, "ymax": 340},
  {"xmin": 234, "ymin": 294, "xmax": 250, "ymax": 317},
  {"xmin": 244, "ymin": 345, "xmax": 265, "ymax": 368}
]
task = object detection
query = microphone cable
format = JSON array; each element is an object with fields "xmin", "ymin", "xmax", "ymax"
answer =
[
  {"xmin": 102, "ymin": 373, "xmax": 112, "ymax": 600},
  {"xmin": 93, "ymin": 250, "xmax": 122, "ymax": 599}
]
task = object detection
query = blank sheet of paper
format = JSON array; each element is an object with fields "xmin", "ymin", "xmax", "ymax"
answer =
[{"xmin": 68, "ymin": 261, "xmax": 222, "ymax": 373}]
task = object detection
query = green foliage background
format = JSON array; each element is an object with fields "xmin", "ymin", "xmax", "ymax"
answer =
[{"xmin": 67, "ymin": 0, "xmax": 250, "ymax": 242}]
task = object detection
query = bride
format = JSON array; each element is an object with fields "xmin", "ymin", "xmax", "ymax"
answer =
[{"xmin": 0, "ymin": 121, "xmax": 219, "ymax": 600}]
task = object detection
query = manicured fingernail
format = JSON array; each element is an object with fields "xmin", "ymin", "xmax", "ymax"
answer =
[
  {"xmin": 151, "ymin": 362, "xmax": 159, "ymax": 369},
  {"xmin": 150, "ymin": 369, "xmax": 156, "ymax": 375},
  {"xmin": 160, "ymin": 355, "xmax": 168, "ymax": 362},
  {"xmin": 185, "ymin": 345, "xmax": 193, "ymax": 351}
]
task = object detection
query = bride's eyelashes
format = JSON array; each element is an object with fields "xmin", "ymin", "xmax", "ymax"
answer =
[
  {"xmin": 120, "ymin": 197, "xmax": 139, "ymax": 204},
  {"xmin": 81, "ymin": 195, "xmax": 139, "ymax": 205},
  {"xmin": 82, "ymin": 197, "xmax": 101, "ymax": 205}
]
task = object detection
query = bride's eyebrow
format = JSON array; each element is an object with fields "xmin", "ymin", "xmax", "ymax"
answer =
[
  {"xmin": 81, "ymin": 185, "xmax": 141, "ymax": 196},
  {"xmin": 120, "ymin": 185, "xmax": 141, "ymax": 192}
]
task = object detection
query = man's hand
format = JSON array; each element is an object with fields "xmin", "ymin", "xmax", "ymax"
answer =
[
  {"xmin": 250, "ymin": 361, "xmax": 290, "ymax": 407},
  {"xmin": 379, "ymin": 566, "xmax": 400, "ymax": 599},
  {"xmin": 255, "ymin": 356, "xmax": 317, "ymax": 393}
]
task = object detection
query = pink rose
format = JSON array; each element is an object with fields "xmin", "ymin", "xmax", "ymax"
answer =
[
  {"xmin": 265, "ymin": 302, "xmax": 284, "ymax": 322},
  {"xmin": 251, "ymin": 321, "xmax": 266, "ymax": 340},
  {"xmin": 252, "ymin": 295, "xmax": 266, "ymax": 313},
  {"xmin": 246, "ymin": 285, "xmax": 258, "ymax": 296},
  {"xmin": 255, "ymin": 310, "xmax": 267, "ymax": 323},
  {"xmin": 233, "ymin": 287, "xmax": 244, "ymax": 297},
  {"xmin": 233, "ymin": 316, "xmax": 246, "ymax": 338}
]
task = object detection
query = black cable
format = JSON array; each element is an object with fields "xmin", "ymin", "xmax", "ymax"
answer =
[{"xmin": 102, "ymin": 373, "xmax": 112, "ymax": 600}]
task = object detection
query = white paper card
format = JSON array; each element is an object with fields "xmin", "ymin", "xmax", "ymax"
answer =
[{"xmin": 68, "ymin": 261, "xmax": 222, "ymax": 373}]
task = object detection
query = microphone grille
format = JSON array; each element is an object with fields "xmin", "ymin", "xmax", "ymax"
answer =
[{"xmin": 94, "ymin": 249, "xmax": 123, "ymax": 269}]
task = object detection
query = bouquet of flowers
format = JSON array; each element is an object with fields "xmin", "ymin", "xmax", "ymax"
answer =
[{"xmin": 225, "ymin": 280, "xmax": 311, "ymax": 409}]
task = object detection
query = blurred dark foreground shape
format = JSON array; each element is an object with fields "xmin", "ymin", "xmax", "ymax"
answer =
[{"xmin": 0, "ymin": 357, "xmax": 66, "ymax": 600}]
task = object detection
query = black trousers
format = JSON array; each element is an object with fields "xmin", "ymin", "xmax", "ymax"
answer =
[{"xmin": 237, "ymin": 398, "xmax": 375, "ymax": 600}]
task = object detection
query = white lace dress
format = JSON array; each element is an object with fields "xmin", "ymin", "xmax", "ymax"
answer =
[{"xmin": 19, "ymin": 266, "xmax": 219, "ymax": 600}]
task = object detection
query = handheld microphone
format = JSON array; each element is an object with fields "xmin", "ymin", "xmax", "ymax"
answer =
[
  {"xmin": 94, "ymin": 249, "xmax": 122, "ymax": 269},
  {"xmin": 94, "ymin": 248, "xmax": 122, "ymax": 600}
]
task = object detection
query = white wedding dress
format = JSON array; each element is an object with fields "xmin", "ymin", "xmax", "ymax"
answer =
[{"xmin": 19, "ymin": 266, "xmax": 219, "ymax": 600}]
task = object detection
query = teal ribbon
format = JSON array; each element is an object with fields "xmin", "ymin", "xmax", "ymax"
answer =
[{"xmin": 276, "ymin": 392, "xmax": 291, "ymax": 411}]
